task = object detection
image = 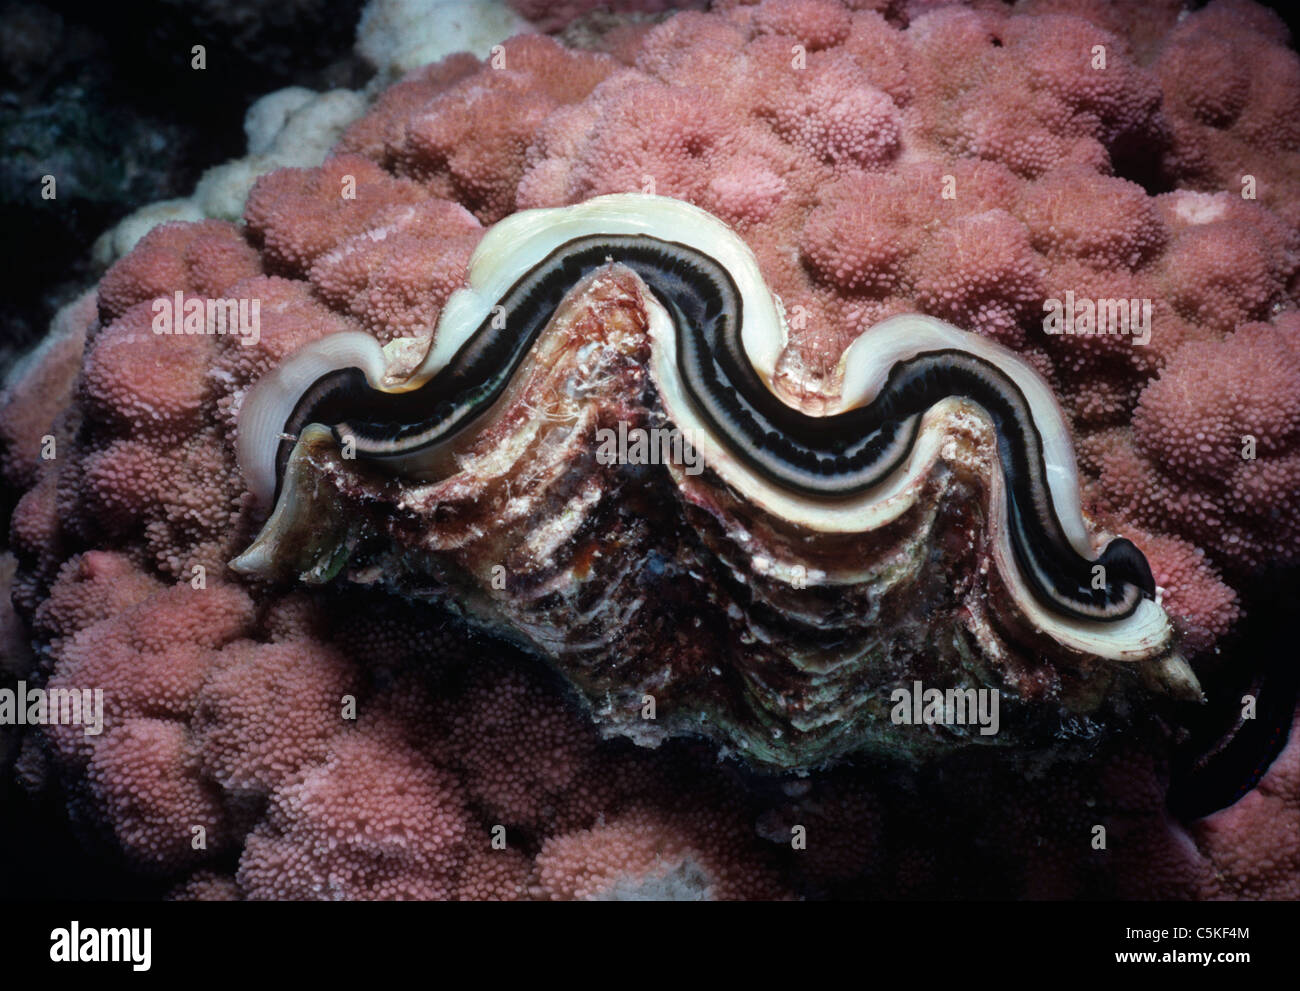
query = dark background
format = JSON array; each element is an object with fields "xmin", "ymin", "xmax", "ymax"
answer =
[{"xmin": 0, "ymin": 0, "xmax": 369, "ymax": 370}]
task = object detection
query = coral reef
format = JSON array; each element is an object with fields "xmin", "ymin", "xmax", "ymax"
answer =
[{"xmin": 3, "ymin": 0, "xmax": 1298, "ymax": 898}]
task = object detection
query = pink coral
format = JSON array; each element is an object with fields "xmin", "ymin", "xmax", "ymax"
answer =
[
  {"xmin": 44, "ymin": 580, "xmax": 256, "ymax": 765},
  {"xmin": 1084, "ymin": 317, "xmax": 1300, "ymax": 573},
  {"xmin": 237, "ymin": 727, "xmax": 479, "ymax": 900},
  {"xmin": 753, "ymin": 0, "xmax": 852, "ymax": 50},
  {"xmin": 86, "ymin": 718, "xmax": 231, "ymax": 870},
  {"xmin": 912, "ymin": 208, "xmax": 1046, "ymax": 347},
  {"xmin": 510, "ymin": 0, "xmax": 696, "ymax": 35},
  {"xmin": 1016, "ymin": 166, "xmax": 1166, "ymax": 270},
  {"xmin": 437, "ymin": 664, "xmax": 609, "ymax": 833},
  {"xmin": 3, "ymin": 0, "xmax": 1299, "ymax": 902},
  {"xmin": 764, "ymin": 54, "xmax": 901, "ymax": 170},
  {"xmin": 800, "ymin": 172, "xmax": 921, "ymax": 294},
  {"xmin": 244, "ymin": 155, "xmax": 429, "ymax": 276},
  {"xmin": 1137, "ymin": 532, "xmax": 1241, "ymax": 655},
  {"xmin": 193, "ymin": 639, "xmax": 359, "ymax": 793},
  {"xmin": 97, "ymin": 220, "xmax": 262, "ymax": 322},
  {"xmin": 31, "ymin": 551, "xmax": 162, "ymax": 644},
  {"xmin": 210, "ymin": 276, "xmax": 363, "ymax": 420},
  {"xmin": 336, "ymin": 55, "xmax": 482, "ymax": 165},
  {"xmin": 308, "ymin": 199, "xmax": 483, "ymax": 342},
  {"xmin": 1191, "ymin": 707, "xmax": 1300, "ymax": 899},
  {"xmin": 535, "ymin": 801, "xmax": 787, "ymax": 899},
  {"xmin": 1155, "ymin": 1, "xmax": 1300, "ymax": 226},
  {"xmin": 392, "ymin": 36, "xmax": 615, "ymax": 221},
  {"xmin": 1135, "ymin": 320, "xmax": 1300, "ymax": 482},
  {"xmin": 0, "ymin": 292, "xmax": 96, "ymax": 488},
  {"xmin": 82, "ymin": 301, "xmax": 214, "ymax": 438}
]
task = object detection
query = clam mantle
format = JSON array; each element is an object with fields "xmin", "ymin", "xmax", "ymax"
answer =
[{"xmin": 232, "ymin": 194, "xmax": 1199, "ymax": 769}]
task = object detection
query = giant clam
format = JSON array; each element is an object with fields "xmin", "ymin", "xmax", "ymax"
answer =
[{"xmin": 233, "ymin": 194, "xmax": 1198, "ymax": 770}]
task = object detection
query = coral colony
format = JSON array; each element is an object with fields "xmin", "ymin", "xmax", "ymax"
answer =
[{"xmin": 2, "ymin": 0, "xmax": 1299, "ymax": 901}]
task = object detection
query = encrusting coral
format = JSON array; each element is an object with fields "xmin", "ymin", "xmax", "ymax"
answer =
[{"xmin": 3, "ymin": 0, "xmax": 1298, "ymax": 899}]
